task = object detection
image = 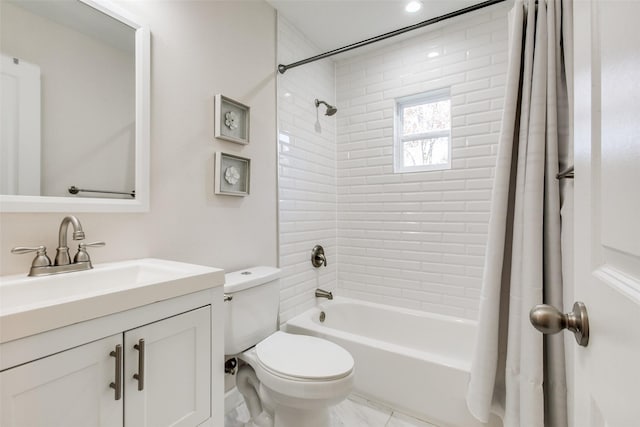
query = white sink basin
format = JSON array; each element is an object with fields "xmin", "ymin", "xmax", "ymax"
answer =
[{"xmin": 0, "ymin": 258, "xmax": 224, "ymax": 343}]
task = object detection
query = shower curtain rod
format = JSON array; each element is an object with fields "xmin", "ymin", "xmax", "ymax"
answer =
[{"xmin": 277, "ymin": 0, "xmax": 508, "ymax": 74}]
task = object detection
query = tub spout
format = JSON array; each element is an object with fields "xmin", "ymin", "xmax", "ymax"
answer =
[{"xmin": 315, "ymin": 288, "xmax": 333, "ymax": 300}]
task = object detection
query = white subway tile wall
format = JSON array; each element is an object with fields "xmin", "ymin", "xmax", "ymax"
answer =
[
  {"xmin": 335, "ymin": 8, "xmax": 509, "ymax": 319},
  {"xmin": 277, "ymin": 16, "xmax": 337, "ymax": 323},
  {"xmin": 277, "ymin": 7, "xmax": 509, "ymax": 321}
]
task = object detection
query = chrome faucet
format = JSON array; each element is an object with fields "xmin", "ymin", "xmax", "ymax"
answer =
[
  {"xmin": 315, "ymin": 288, "xmax": 333, "ymax": 300},
  {"xmin": 55, "ymin": 215, "xmax": 86, "ymax": 266},
  {"xmin": 11, "ymin": 215, "xmax": 105, "ymax": 277}
]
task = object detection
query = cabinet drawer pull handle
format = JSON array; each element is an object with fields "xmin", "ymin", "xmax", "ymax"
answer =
[
  {"xmin": 109, "ymin": 344, "xmax": 122, "ymax": 400},
  {"xmin": 133, "ymin": 339, "xmax": 145, "ymax": 391}
]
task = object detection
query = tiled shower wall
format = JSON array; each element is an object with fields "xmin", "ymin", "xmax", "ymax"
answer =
[
  {"xmin": 335, "ymin": 8, "xmax": 509, "ymax": 319},
  {"xmin": 277, "ymin": 6, "xmax": 509, "ymax": 321},
  {"xmin": 277, "ymin": 16, "xmax": 337, "ymax": 323}
]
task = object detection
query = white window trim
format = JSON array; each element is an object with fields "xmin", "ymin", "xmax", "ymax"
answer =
[{"xmin": 394, "ymin": 88, "xmax": 452, "ymax": 173}]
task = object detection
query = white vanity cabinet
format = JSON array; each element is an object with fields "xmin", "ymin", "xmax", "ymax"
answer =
[
  {"xmin": 124, "ymin": 306, "xmax": 211, "ymax": 427},
  {"xmin": 0, "ymin": 333, "xmax": 123, "ymax": 427},
  {"xmin": 0, "ymin": 285, "xmax": 224, "ymax": 427}
]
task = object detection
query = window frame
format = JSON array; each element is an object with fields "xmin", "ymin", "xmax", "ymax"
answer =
[{"xmin": 394, "ymin": 88, "xmax": 452, "ymax": 173}]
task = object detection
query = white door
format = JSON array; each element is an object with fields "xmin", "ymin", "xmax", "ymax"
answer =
[
  {"xmin": 572, "ymin": 1, "xmax": 640, "ymax": 426},
  {"xmin": 0, "ymin": 55, "xmax": 41, "ymax": 196},
  {"xmin": 124, "ymin": 306, "xmax": 211, "ymax": 427},
  {"xmin": 0, "ymin": 334, "xmax": 123, "ymax": 427}
]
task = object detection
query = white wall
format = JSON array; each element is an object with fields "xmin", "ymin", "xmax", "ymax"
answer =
[
  {"xmin": 277, "ymin": 16, "xmax": 337, "ymax": 324},
  {"xmin": 1, "ymin": 2, "xmax": 136, "ymax": 198},
  {"xmin": 335, "ymin": 8, "xmax": 509, "ymax": 319},
  {"xmin": 0, "ymin": 1, "xmax": 278, "ymax": 276}
]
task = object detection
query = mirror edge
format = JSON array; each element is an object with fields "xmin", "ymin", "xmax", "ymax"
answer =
[{"xmin": 0, "ymin": 0, "xmax": 151, "ymax": 214}]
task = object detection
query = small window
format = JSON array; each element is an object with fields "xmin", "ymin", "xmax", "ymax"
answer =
[{"xmin": 394, "ymin": 88, "xmax": 451, "ymax": 173}]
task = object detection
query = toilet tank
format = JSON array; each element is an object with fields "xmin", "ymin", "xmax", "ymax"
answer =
[{"xmin": 224, "ymin": 266, "xmax": 281, "ymax": 355}]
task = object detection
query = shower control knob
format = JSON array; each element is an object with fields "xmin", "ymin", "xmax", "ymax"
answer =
[
  {"xmin": 311, "ymin": 245, "xmax": 327, "ymax": 268},
  {"xmin": 529, "ymin": 301, "xmax": 589, "ymax": 347}
]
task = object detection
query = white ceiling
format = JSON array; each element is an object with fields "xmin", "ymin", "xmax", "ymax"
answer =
[{"xmin": 267, "ymin": 0, "xmax": 502, "ymax": 54}]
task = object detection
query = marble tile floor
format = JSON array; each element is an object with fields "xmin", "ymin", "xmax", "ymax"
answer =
[{"xmin": 225, "ymin": 394, "xmax": 439, "ymax": 427}]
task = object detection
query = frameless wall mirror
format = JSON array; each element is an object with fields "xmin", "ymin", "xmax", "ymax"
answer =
[{"xmin": 0, "ymin": 0, "xmax": 150, "ymax": 212}]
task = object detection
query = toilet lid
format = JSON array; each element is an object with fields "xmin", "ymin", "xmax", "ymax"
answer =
[{"xmin": 256, "ymin": 331, "xmax": 354, "ymax": 381}]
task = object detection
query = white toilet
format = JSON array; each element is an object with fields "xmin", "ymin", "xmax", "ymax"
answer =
[{"xmin": 224, "ymin": 267, "xmax": 354, "ymax": 427}]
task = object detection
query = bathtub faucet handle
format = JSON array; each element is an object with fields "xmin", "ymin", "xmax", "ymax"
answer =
[
  {"xmin": 318, "ymin": 253, "xmax": 327, "ymax": 267},
  {"xmin": 311, "ymin": 245, "xmax": 327, "ymax": 268}
]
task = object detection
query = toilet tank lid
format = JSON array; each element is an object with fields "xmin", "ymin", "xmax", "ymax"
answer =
[{"xmin": 224, "ymin": 266, "xmax": 281, "ymax": 293}]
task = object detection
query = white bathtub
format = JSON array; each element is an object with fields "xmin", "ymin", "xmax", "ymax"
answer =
[{"xmin": 285, "ymin": 297, "xmax": 501, "ymax": 427}]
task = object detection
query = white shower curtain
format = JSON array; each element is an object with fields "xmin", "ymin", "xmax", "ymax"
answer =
[{"xmin": 466, "ymin": 0, "xmax": 572, "ymax": 426}]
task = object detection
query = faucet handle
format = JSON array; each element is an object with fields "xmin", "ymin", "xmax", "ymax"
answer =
[
  {"xmin": 311, "ymin": 245, "xmax": 327, "ymax": 268},
  {"xmin": 11, "ymin": 245, "xmax": 46, "ymax": 254},
  {"xmin": 11, "ymin": 246, "xmax": 52, "ymax": 267},
  {"xmin": 79, "ymin": 241, "xmax": 106, "ymax": 249},
  {"xmin": 74, "ymin": 241, "xmax": 105, "ymax": 263}
]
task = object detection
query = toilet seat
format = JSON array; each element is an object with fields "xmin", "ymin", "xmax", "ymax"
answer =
[
  {"xmin": 240, "ymin": 331, "xmax": 355, "ymax": 402},
  {"xmin": 255, "ymin": 331, "xmax": 354, "ymax": 381}
]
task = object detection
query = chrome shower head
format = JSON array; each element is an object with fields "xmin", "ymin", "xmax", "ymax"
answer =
[{"xmin": 315, "ymin": 99, "xmax": 338, "ymax": 116}]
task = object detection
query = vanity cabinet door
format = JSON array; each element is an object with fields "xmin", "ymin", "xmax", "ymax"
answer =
[
  {"xmin": 0, "ymin": 334, "xmax": 123, "ymax": 427},
  {"xmin": 124, "ymin": 306, "xmax": 211, "ymax": 427}
]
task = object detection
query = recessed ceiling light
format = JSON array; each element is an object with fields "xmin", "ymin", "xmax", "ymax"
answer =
[
  {"xmin": 427, "ymin": 51, "xmax": 440, "ymax": 58},
  {"xmin": 405, "ymin": 1, "xmax": 423, "ymax": 13}
]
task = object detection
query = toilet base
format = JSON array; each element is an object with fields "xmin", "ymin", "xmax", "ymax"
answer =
[
  {"xmin": 262, "ymin": 383, "xmax": 342, "ymax": 427},
  {"xmin": 273, "ymin": 405, "xmax": 331, "ymax": 427},
  {"xmin": 238, "ymin": 387, "xmax": 334, "ymax": 427},
  {"xmin": 244, "ymin": 411, "xmax": 273, "ymax": 427}
]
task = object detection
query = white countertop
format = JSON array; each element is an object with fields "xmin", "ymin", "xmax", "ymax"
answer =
[{"xmin": 0, "ymin": 258, "xmax": 224, "ymax": 344}]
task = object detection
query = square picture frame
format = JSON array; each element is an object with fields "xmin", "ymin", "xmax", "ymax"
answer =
[
  {"xmin": 214, "ymin": 94, "xmax": 250, "ymax": 145},
  {"xmin": 214, "ymin": 152, "xmax": 250, "ymax": 196}
]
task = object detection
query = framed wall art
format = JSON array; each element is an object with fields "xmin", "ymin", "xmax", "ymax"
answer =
[
  {"xmin": 214, "ymin": 94, "xmax": 250, "ymax": 144},
  {"xmin": 214, "ymin": 152, "xmax": 250, "ymax": 196}
]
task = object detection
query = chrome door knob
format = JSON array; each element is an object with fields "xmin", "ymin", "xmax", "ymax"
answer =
[{"xmin": 529, "ymin": 301, "xmax": 589, "ymax": 347}]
